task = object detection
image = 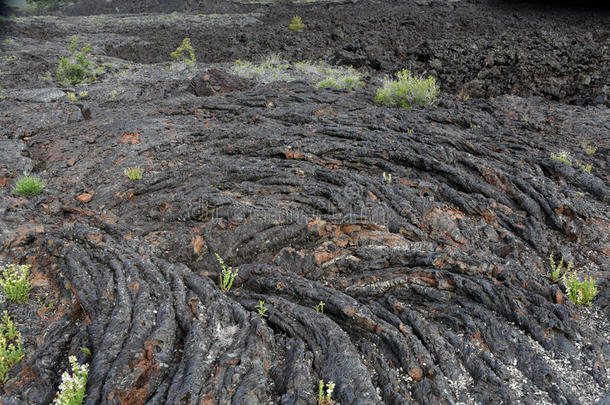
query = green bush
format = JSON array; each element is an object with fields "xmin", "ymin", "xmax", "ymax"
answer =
[
  {"xmin": 57, "ymin": 35, "xmax": 96, "ymax": 86},
  {"xmin": 375, "ymin": 69, "xmax": 439, "ymax": 109},
  {"xmin": 563, "ymin": 273, "xmax": 598, "ymax": 306},
  {"xmin": 13, "ymin": 174, "xmax": 44, "ymax": 196},
  {"xmin": 289, "ymin": 16, "xmax": 305, "ymax": 32},
  {"xmin": 171, "ymin": 38, "xmax": 196, "ymax": 67}
]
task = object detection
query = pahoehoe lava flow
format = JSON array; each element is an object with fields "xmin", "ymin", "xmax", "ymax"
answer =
[{"xmin": 0, "ymin": 0, "xmax": 608, "ymax": 404}]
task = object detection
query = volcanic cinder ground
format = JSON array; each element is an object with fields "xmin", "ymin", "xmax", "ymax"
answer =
[{"xmin": 0, "ymin": 0, "xmax": 609, "ymax": 404}]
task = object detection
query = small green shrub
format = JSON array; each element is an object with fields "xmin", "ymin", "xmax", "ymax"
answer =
[
  {"xmin": 124, "ymin": 167, "xmax": 143, "ymax": 181},
  {"xmin": 53, "ymin": 355, "xmax": 88, "ymax": 405},
  {"xmin": 13, "ymin": 174, "xmax": 44, "ymax": 196},
  {"xmin": 563, "ymin": 273, "xmax": 598, "ymax": 306},
  {"xmin": 57, "ymin": 35, "xmax": 96, "ymax": 86},
  {"xmin": 256, "ymin": 300, "xmax": 268, "ymax": 318},
  {"xmin": 171, "ymin": 38, "xmax": 196, "ymax": 67},
  {"xmin": 0, "ymin": 264, "xmax": 30, "ymax": 303},
  {"xmin": 549, "ymin": 252, "xmax": 572, "ymax": 282},
  {"xmin": 0, "ymin": 311, "xmax": 24, "ymax": 384},
  {"xmin": 216, "ymin": 254, "xmax": 238, "ymax": 292},
  {"xmin": 375, "ymin": 69, "xmax": 439, "ymax": 109},
  {"xmin": 289, "ymin": 16, "xmax": 305, "ymax": 31},
  {"xmin": 317, "ymin": 380, "xmax": 335, "ymax": 405}
]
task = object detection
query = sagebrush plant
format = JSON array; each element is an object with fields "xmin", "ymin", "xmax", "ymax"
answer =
[
  {"xmin": 289, "ymin": 16, "xmax": 305, "ymax": 31},
  {"xmin": 124, "ymin": 167, "xmax": 143, "ymax": 181},
  {"xmin": 0, "ymin": 311, "xmax": 24, "ymax": 383},
  {"xmin": 317, "ymin": 380, "xmax": 335, "ymax": 405},
  {"xmin": 171, "ymin": 38, "xmax": 196, "ymax": 67},
  {"xmin": 549, "ymin": 252, "xmax": 572, "ymax": 283},
  {"xmin": 233, "ymin": 56, "xmax": 292, "ymax": 83},
  {"xmin": 216, "ymin": 254, "xmax": 238, "ymax": 292},
  {"xmin": 57, "ymin": 35, "xmax": 96, "ymax": 86},
  {"xmin": 375, "ymin": 69, "xmax": 439, "ymax": 109},
  {"xmin": 0, "ymin": 264, "xmax": 30, "ymax": 303},
  {"xmin": 53, "ymin": 355, "xmax": 88, "ymax": 405},
  {"xmin": 563, "ymin": 273, "xmax": 598, "ymax": 306},
  {"xmin": 256, "ymin": 300, "xmax": 268, "ymax": 318},
  {"xmin": 317, "ymin": 67, "xmax": 364, "ymax": 91},
  {"xmin": 13, "ymin": 174, "xmax": 44, "ymax": 196}
]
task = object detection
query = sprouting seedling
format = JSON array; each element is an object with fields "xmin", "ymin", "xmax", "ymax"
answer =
[
  {"xmin": 256, "ymin": 300, "xmax": 268, "ymax": 318},
  {"xmin": 317, "ymin": 380, "xmax": 335, "ymax": 404},
  {"xmin": 216, "ymin": 253, "xmax": 238, "ymax": 292},
  {"xmin": 383, "ymin": 172, "xmax": 392, "ymax": 184},
  {"xmin": 313, "ymin": 301, "xmax": 325, "ymax": 313},
  {"xmin": 549, "ymin": 251, "xmax": 572, "ymax": 282}
]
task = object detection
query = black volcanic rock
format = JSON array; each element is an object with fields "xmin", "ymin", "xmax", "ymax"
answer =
[{"xmin": 0, "ymin": 1, "xmax": 608, "ymax": 404}]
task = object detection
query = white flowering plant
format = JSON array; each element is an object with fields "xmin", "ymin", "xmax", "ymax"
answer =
[
  {"xmin": 563, "ymin": 272, "xmax": 598, "ymax": 306},
  {"xmin": 0, "ymin": 264, "xmax": 31, "ymax": 303},
  {"xmin": 317, "ymin": 380, "xmax": 335, "ymax": 404},
  {"xmin": 216, "ymin": 254, "xmax": 238, "ymax": 292},
  {"xmin": 53, "ymin": 356, "xmax": 88, "ymax": 405},
  {"xmin": 0, "ymin": 311, "xmax": 24, "ymax": 383}
]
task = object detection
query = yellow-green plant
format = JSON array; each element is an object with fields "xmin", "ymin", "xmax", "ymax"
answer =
[
  {"xmin": 289, "ymin": 16, "xmax": 305, "ymax": 31},
  {"xmin": 216, "ymin": 254, "xmax": 238, "ymax": 292},
  {"xmin": 375, "ymin": 69, "xmax": 439, "ymax": 109},
  {"xmin": 52, "ymin": 355, "xmax": 88, "ymax": 405},
  {"xmin": 382, "ymin": 172, "xmax": 392, "ymax": 184},
  {"xmin": 171, "ymin": 38, "xmax": 196, "ymax": 67},
  {"xmin": 0, "ymin": 264, "xmax": 31, "ymax": 303},
  {"xmin": 317, "ymin": 380, "xmax": 335, "ymax": 404},
  {"xmin": 549, "ymin": 252, "xmax": 572, "ymax": 283},
  {"xmin": 256, "ymin": 300, "xmax": 268, "ymax": 318},
  {"xmin": 13, "ymin": 174, "xmax": 44, "ymax": 196},
  {"xmin": 57, "ymin": 35, "xmax": 96, "ymax": 86},
  {"xmin": 563, "ymin": 273, "xmax": 598, "ymax": 306},
  {"xmin": 313, "ymin": 301, "xmax": 325, "ymax": 313},
  {"xmin": 0, "ymin": 311, "xmax": 24, "ymax": 383},
  {"xmin": 575, "ymin": 161, "xmax": 592, "ymax": 174},
  {"xmin": 124, "ymin": 167, "xmax": 143, "ymax": 181}
]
